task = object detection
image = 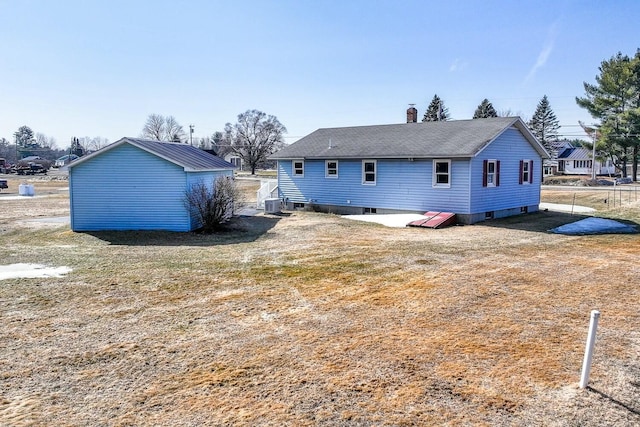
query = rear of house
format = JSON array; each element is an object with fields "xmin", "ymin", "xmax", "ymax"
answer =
[
  {"xmin": 69, "ymin": 138, "xmax": 234, "ymax": 231},
  {"xmin": 271, "ymin": 115, "xmax": 548, "ymax": 224}
]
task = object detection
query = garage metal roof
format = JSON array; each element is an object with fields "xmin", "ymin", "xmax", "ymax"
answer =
[{"xmin": 69, "ymin": 138, "xmax": 235, "ymax": 172}]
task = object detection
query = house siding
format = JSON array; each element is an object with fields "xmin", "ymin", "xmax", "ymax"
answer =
[
  {"xmin": 71, "ymin": 144, "xmax": 194, "ymax": 231},
  {"xmin": 278, "ymin": 157, "xmax": 471, "ymax": 213},
  {"xmin": 469, "ymin": 127, "xmax": 541, "ymax": 215}
]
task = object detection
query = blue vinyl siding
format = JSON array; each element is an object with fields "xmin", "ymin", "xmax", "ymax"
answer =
[
  {"xmin": 278, "ymin": 157, "xmax": 471, "ymax": 213},
  {"xmin": 70, "ymin": 144, "xmax": 229, "ymax": 231},
  {"xmin": 469, "ymin": 127, "xmax": 541, "ymax": 213}
]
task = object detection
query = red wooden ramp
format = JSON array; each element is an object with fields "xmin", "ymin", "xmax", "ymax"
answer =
[{"xmin": 407, "ymin": 211, "xmax": 457, "ymax": 229}]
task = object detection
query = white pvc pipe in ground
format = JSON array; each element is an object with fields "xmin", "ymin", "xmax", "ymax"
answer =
[{"xmin": 579, "ymin": 310, "xmax": 600, "ymax": 388}]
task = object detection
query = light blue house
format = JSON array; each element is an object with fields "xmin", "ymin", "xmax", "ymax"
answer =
[
  {"xmin": 69, "ymin": 138, "xmax": 235, "ymax": 231},
  {"xmin": 270, "ymin": 115, "xmax": 549, "ymax": 224}
]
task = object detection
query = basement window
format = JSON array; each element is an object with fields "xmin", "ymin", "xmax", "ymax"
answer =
[{"xmin": 363, "ymin": 207, "xmax": 377, "ymax": 214}]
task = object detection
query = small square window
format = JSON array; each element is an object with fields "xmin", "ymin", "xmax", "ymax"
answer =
[
  {"xmin": 326, "ymin": 160, "xmax": 338, "ymax": 178},
  {"xmin": 293, "ymin": 160, "xmax": 304, "ymax": 177}
]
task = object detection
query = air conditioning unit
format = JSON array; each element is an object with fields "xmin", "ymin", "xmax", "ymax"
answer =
[{"xmin": 264, "ymin": 198, "xmax": 281, "ymax": 214}]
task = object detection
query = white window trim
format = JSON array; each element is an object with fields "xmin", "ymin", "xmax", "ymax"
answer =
[
  {"xmin": 522, "ymin": 159, "xmax": 531, "ymax": 185},
  {"xmin": 325, "ymin": 160, "xmax": 339, "ymax": 179},
  {"xmin": 292, "ymin": 159, "xmax": 304, "ymax": 177},
  {"xmin": 486, "ymin": 159, "xmax": 497, "ymax": 188},
  {"xmin": 433, "ymin": 159, "xmax": 451, "ymax": 188},
  {"xmin": 362, "ymin": 160, "xmax": 377, "ymax": 185}
]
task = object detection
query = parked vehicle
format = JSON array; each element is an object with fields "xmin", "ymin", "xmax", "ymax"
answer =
[
  {"xmin": 15, "ymin": 157, "xmax": 50, "ymax": 175},
  {"xmin": 0, "ymin": 158, "xmax": 9, "ymax": 174}
]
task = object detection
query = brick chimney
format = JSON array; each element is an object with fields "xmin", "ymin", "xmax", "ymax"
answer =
[{"xmin": 406, "ymin": 104, "xmax": 418, "ymax": 123}]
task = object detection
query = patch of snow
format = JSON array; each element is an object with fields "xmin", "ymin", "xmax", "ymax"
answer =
[
  {"xmin": 550, "ymin": 217, "xmax": 637, "ymax": 235},
  {"xmin": 540, "ymin": 202, "xmax": 595, "ymax": 214},
  {"xmin": 342, "ymin": 214, "xmax": 428, "ymax": 228},
  {"xmin": 0, "ymin": 263, "xmax": 72, "ymax": 280}
]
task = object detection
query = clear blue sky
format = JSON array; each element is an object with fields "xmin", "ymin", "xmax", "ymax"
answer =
[{"xmin": 1, "ymin": 0, "xmax": 638, "ymax": 148}]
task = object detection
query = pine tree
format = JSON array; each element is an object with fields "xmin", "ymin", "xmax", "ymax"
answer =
[
  {"xmin": 422, "ymin": 95, "xmax": 449, "ymax": 122},
  {"xmin": 473, "ymin": 99, "xmax": 498, "ymax": 119},
  {"xmin": 576, "ymin": 50, "xmax": 640, "ymax": 179},
  {"xmin": 528, "ymin": 95, "xmax": 559, "ymax": 151}
]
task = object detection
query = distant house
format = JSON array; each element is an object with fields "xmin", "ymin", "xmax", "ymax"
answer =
[
  {"xmin": 270, "ymin": 112, "xmax": 549, "ymax": 224},
  {"xmin": 556, "ymin": 142, "xmax": 616, "ymax": 176},
  {"xmin": 68, "ymin": 138, "xmax": 235, "ymax": 231},
  {"xmin": 224, "ymin": 153, "xmax": 243, "ymax": 170}
]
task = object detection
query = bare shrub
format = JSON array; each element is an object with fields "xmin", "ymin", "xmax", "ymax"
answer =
[{"xmin": 184, "ymin": 176, "xmax": 243, "ymax": 232}]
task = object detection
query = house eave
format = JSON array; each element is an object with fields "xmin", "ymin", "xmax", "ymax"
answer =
[{"xmin": 272, "ymin": 154, "xmax": 474, "ymax": 160}]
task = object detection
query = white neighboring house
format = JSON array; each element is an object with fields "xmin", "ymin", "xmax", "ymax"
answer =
[
  {"xmin": 224, "ymin": 153, "xmax": 243, "ymax": 170},
  {"xmin": 556, "ymin": 142, "xmax": 616, "ymax": 176}
]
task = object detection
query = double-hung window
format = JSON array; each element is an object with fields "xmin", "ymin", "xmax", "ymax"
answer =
[
  {"xmin": 325, "ymin": 160, "xmax": 338, "ymax": 178},
  {"xmin": 362, "ymin": 160, "xmax": 376, "ymax": 185},
  {"xmin": 519, "ymin": 160, "xmax": 533, "ymax": 184},
  {"xmin": 433, "ymin": 159, "xmax": 451, "ymax": 188},
  {"xmin": 483, "ymin": 160, "xmax": 500, "ymax": 187},
  {"xmin": 293, "ymin": 160, "xmax": 304, "ymax": 177}
]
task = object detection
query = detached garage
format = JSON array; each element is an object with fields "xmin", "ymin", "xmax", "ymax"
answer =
[{"xmin": 69, "ymin": 138, "xmax": 235, "ymax": 232}]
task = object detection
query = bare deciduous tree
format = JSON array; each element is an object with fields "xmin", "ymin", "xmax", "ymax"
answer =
[
  {"xmin": 222, "ymin": 110, "xmax": 287, "ymax": 174},
  {"xmin": 165, "ymin": 115, "xmax": 186, "ymax": 142},
  {"xmin": 142, "ymin": 114, "xmax": 165, "ymax": 140},
  {"xmin": 141, "ymin": 114, "xmax": 186, "ymax": 142}
]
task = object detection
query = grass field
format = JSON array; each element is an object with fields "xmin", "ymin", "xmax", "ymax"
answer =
[{"xmin": 1, "ymin": 175, "xmax": 639, "ymax": 426}]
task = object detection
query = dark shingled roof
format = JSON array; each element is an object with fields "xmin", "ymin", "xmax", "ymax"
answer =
[
  {"xmin": 69, "ymin": 137, "xmax": 235, "ymax": 171},
  {"xmin": 271, "ymin": 117, "xmax": 548, "ymax": 160}
]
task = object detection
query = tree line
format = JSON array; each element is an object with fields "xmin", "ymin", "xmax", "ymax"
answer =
[
  {"xmin": 416, "ymin": 94, "xmax": 559, "ymax": 154},
  {"xmin": 421, "ymin": 48, "xmax": 640, "ymax": 180},
  {"xmin": 0, "ymin": 126, "xmax": 109, "ymax": 164}
]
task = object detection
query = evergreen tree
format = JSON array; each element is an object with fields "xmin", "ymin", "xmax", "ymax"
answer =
[
  {"xmin": 473, "ymin": 99, "xmax": 498, "ymax": 119},
  {"xmin": 14, "ymin": 125, "xmax": 36, "ymax": 148},
  {"xmin": 422, "ymin": 95, "xmax": 449, "ymax": 122},
  {"xmin": 576, "ymin": 50, "xmax": 640, "ymax": 179},
  {"xmin": 528, "ymin": 95, "xmax": 559, "ymax": 151}
]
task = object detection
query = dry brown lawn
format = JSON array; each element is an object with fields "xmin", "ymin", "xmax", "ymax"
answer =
[{"xmin": 1, "ymin": 174, "xmax": 639, "ymax": 426}]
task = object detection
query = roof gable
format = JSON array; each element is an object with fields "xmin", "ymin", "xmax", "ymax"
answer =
[
  {"xmin": 69, "ymin": 138, "xmax": 235, "ymax": 171},
  {"xmin": 271, "ymin": 117, "xmax": 549, "ymax": 160}
]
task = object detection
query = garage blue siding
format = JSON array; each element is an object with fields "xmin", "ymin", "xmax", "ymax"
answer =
[
  {"xmin": 278, "ymin": 157, "xmax": 471, "ymax": 213},
  {"xmin": 470, "ymin": 127, "xmax": 541, "ymax": 213},
  {"xmin": 71, "ymin": 144, "xmax": 191, "ymax": 231}
]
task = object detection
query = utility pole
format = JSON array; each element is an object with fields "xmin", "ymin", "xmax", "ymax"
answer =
[
  {"xmin": 189, "ymin": 124, "xmax": 194, "ymax": 146},
  {"xmin": 579, "ymin": 121, "xmax": 598, "ymax": 180}
]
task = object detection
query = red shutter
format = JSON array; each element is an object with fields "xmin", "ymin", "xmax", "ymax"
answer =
[
  {"xmin": 519, "ymin": 160, "xmax": 524, "ymax": 184},
  {"xmin": 482, "ymin": 160, "xmax": 488, "ymax": 187},
  {"xmin": 529, "ymin": 160, "xmax": 534, "ymax": 184},
  {"xmin": 496, "ymin": 160, "xmax": 500, "ymax": 187}
]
